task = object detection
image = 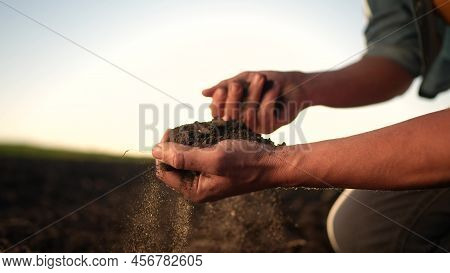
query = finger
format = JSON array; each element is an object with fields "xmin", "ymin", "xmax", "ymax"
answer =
[
  {"xmin": 161, "ymin": 129, "xmax": 171, "ymax": 142},
  {"xmin": 202, "ymin": 84, "xmax": 222, "ymax": 97},
  {"xmin": 157, "ymin": 165, "xmax": 183, "ymax": 191},
  {"xmin": 202, "ymin": 71, "xmax": 251, "ymax": 97},
  {"xmin": 202, "ymin": 79, "xmax": 226, "ymax": 97},
  {"xmin": 159, "ymin": 170, "xmax": 226, "ymax": 203},
  {"xmin": 152, "ymin": 129, "xmax": 173, "ymax": 163},
  {"xmin": 156, "ymin": 160, "xmax": 190, "ymax": 193},
  {"xmin": 223, "ymin": 82, "xmax": 243, "ymax": 121},
  {"xmin": 157, "ymin": 160, "xmax": 229, "ymax": 203},
  {"xmin": 202, "ymin": 76, "xmax": 233, "ymax": 97},
  {"xmin": 258, "ymin": 82, "xmax": 281, "ymax": 134},
  {"xmin": 202, "ymin": 88, "xmax": 215, "ymax": 97},
  {"xmin": 209, "ymin": 87, "xmax": 227, "ymax": 118},
  {"xmin": 194, "ymin": 174, "xmax": 231, "ymax": 203},
  {"xmin": 243, "ymin": 73, "xmax": 265, "ymax": 130},
  {"xmin": 152, "ymin": 142, "xmax": 224, "ymax": 174}
]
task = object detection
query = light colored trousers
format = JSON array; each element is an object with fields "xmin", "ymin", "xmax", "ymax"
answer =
[{"xmin": 327, "ymin": 188, "xmax": 450, "ymax": 252}]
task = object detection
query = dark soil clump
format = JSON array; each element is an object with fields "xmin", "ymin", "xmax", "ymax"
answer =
[{"xmin": 168, "ymin": 119, "xmax": 275, "ymax": 147}]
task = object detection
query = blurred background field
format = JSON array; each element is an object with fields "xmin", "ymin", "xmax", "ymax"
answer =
[
  {"xmin": 0, "ymin": 144, "xmax": 338, "ymax": 252},
  {"xmin": 0, "ymin": 144, "xmax": 148, "ymax": 252}
]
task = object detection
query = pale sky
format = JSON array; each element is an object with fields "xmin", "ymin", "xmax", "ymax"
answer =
[{"xmin": 1, "ymin": 0, "xmax": 449, "ymax": 155}]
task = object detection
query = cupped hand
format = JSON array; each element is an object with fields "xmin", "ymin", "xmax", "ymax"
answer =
[
  {"xmin": 152, "ymin": 139, "xmax": 284, "ymax": 203},
  {"xmin": 202, "ymin": 71, "xmax": 311, "ymax": 134}
]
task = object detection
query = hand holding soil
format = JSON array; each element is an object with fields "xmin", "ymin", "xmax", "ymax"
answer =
[
  {"xmin": 152, "ymin": 119, "xmax": 286, "ymax": 202},
  {"xmin": 202, "ymin": 71, "xmax": 311, "ymax": 134}
]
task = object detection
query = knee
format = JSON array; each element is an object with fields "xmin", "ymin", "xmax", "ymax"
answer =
[
  {"xmin": 327, "ymin": 190, "xmax": 356, "ymax": 252},
  {"xmin": 327, "ymin": 189, "xmax": 450, "ymax": 252},
  {"xmin": 327, "ymin": 189, "xmax": 382, "ymax": 252}
]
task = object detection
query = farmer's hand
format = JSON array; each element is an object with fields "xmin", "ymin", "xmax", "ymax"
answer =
[
  {"xmin": 202, "ymin": 71, "xmax": 311, "ymax": 134},
  {"xmin": 152, "ymin": 139, "xmax": 284, "ymax": 203}
]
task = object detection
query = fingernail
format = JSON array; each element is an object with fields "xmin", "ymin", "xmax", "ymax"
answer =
[
  {"xmin": 152, "ymin": 144, "xmax": 162, "ymax": 159},
  {"xmin": 223, "ymin": 115, "xmax": 229, "ymax": 121}
]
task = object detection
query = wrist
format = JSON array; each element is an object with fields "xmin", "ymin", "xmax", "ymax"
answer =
[
  {"xmin": 269, "ymin": 144, "xmax": 310, "ymax": 188},
  {"xmin": 272, "ymin": 143, "xmax": 336, "ymax": 189},
  {"xmin": 300, "ymin": 72, "xmax": 327, "ymax": 107},
  {"xmin": 287, "ymin": 71, "xmax": 320, "ymax": 107}
]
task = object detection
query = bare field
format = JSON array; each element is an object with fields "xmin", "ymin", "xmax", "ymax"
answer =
[{"xmin": 0, "ymin": 146, "xmax": 338, "ymax": 252}]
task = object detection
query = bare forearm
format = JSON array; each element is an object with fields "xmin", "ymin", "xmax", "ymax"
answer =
[
  {"xmin": 278, "ymin": 109, "xmax": 450, "ymax": 190},
  {"xmin": 301, "ymin": 56, "xmax": 414, "ymax": 108}
]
